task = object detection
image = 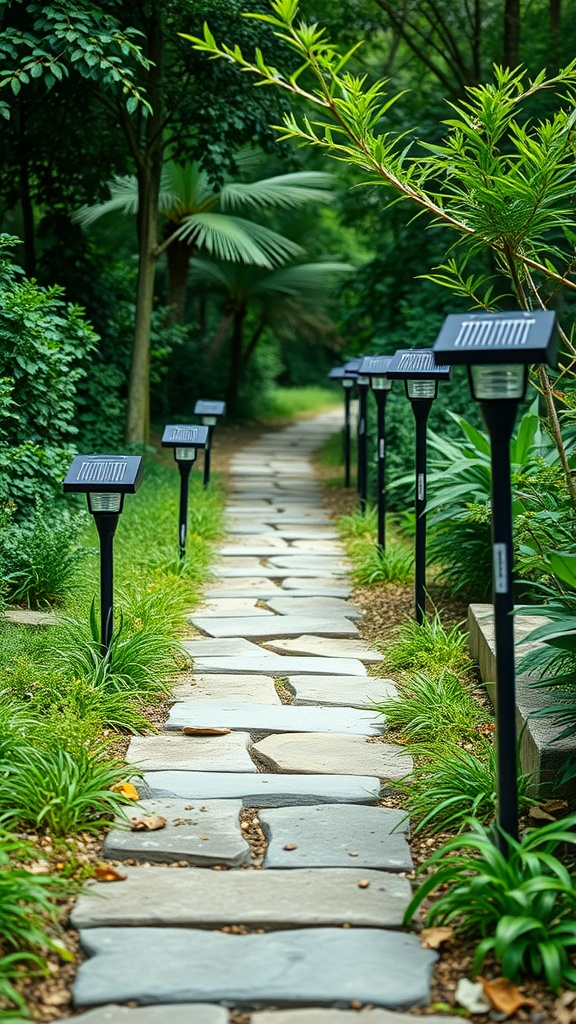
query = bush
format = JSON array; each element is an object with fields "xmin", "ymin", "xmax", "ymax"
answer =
[
  {"xmin": 372, "ymin": 669, "xmax": 488, "ymax": 744},
  {"xmin": 0, "ymin": 502, "xmax": 88, "ymax": 608}
]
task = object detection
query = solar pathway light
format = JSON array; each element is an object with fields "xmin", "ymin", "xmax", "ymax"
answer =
[
  {"xmin": 434, "ymin": 309, "xmax": 558, "ymax": 848},
  {"xmin": 359, "ymin": 355, "xmax": 393, "ymax": 550},
  {"xmin": 194, "ymin": 399, "xmax": 226, "ymax": 488},
  {"xmin": 162, "ymin": 424, "xmax": 209, "ymax": 558},
  {"xmin": 344, "ymin": 358, "xmax": 370, "ymax": 511},
  {"xmin": 63, "ymin": 454, "xmax": 143, "ymax": 651},
  {"xmin": 328, "ymin": 363, "xmax": 356, "ymax": 488},
  {"xmin": 387, "ymin": 349, "xmax": 451, "ymax": 625}
]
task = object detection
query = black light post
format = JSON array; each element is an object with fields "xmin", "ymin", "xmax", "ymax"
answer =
[
  {"xmin": 387, "ymin": 349, "xmax": 451, "ymax": 624},
  {"xmin": 359, "ymin": 356, "xmax": 393, "ymax": 550},
  {"xmin": 194, "ymin": 400, "xmax": 226, "ymax": 487},
  {"xmin": 343, "ymin": 360, "xmax": 369, "ymax": 511},
  {"xmin": 162, "ymin": 424, "xmax": 209, "ymax": 558},
  {"xmin": 328, "ymin": 364, "xmax": 356, "ymax": 487},
  {"xmin": 434, "ymin": 310, "xmax": 558, "ymax": 848},
  {"xmin": 63, "ymin": 455, "xmax": 143, "ymax": 651}
]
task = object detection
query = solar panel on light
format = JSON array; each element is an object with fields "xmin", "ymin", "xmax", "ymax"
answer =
[
  {"xmin": 328, "ymin": 364, "xmax": 349, "ymax": 380},
  {"xmin": 359, "ymin": 355, "xmax": 393, "ymax": 377},
  {"xmin": 343, "ymin": 357, "xmax": 363, "ymax": 378},
  {"xmin": 194, "ymin": 400, "xmax": 226, "ymax": 417},
  {"xmin": 386, "ymin": 348, "xmax": 451, "ymax": 380},
  {"xmin": 161, "ymin": 424, "xmax": 209, "ymax": 448},
  {"xmin": 63, "ymin": 455, "xmax": 143, "ymax": 494},
  {"xmin": 433, "ymin": 310, "xmax": 558, "ymax": 365}
]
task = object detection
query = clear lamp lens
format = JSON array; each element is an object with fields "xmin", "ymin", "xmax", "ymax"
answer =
[
  {"xmin": 356, "ymin": 375, "xmax": 370, "ymax": 386},
  {"xmin": 342, "ymin": 379, "xmax": 354, "ymax": 389},
  {"xmin": 470, "ymin": 364, "xmax": 526, "ymax": 400},
  {"xmin": 407, "ymin": 380, "xmax": 437, "ymax": 399},
  {"xmin": 89, "ymin": 492, "xmax": 122, "ymax": 513},
  {"xmin": 175, "ymin": 447, "xmax": 197, "ymax": 462},
  {"xmin": 202, "ymin": 415, "xmax": 218, "ymax": 426},
  {"xmin": 371, "ymin": 377, "xmax": 392, "ymax": 391}
]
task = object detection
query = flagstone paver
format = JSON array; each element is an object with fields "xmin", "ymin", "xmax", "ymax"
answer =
[
  {"xmin": 254, "ymin": 1011, "xmax": 454, "ymax": 1024},
  {"xmin": 261, "ymin": 804, "xmax": 411, "ymax": 871},
  {"xmin": 252, "ymin": 733, "xmax": 412, "ymax": 781},
  {"xmin": 102, "ymin": 799, "xmax": 249, "ymax": 867},
  {"xmin": 125, "ymin": 732, "xmax": 257, "ymax": 772},
  {"xmin": 165, "ymin": 701, "xmax": 383, "ymax": 736},
  {"xmin": 137, "ymin": 770, "xmax": 381, "ymax": 805},
  {"xmin": 72, "ymin": 867, "xmax": 412, "ymax": 929},
  {"xmin": 75, "ymin": 928, "xmax": 437, "ymax": 1009},
  {"xmin": 73, "ymin": 409, "xmax": 436, "ymax": 1018}
]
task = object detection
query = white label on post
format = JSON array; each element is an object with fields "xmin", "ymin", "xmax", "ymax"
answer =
[
  {"xmin": 493, "ymin": 543, "xmax": 508, "ymax": 593},
  {"xmin": 379, "ymin": 438, "xmax": 385, "ymax": 458},
  {"xmin": 417, "ymin": 473, "xmax": 425, "ymax": 501}
]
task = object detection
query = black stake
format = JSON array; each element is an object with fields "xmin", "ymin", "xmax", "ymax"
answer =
[
  {"xmin": 412, "ymin": 399, "xmax": 433, "ymax": 624},
  {"xmin": 373, "ymin": 388, "xmax": 388, "ymax": 550},
  {"xmin": 178, "ymin": 461, "xmax": 193, "ymax": 558},
  {"xmin": 357, "ymin": 379, "xmax": 369, "ymax": 511},
  {"xmin": 203, "ymin": 429, "xmax": 212, "ymax": 488},
  {"xmin": 94, "ymin": 513, "xmax": 119, "ymax": 651},
  {"xmin": 344, "ymin": 386, "xmax": 352, "ymax": 488}
]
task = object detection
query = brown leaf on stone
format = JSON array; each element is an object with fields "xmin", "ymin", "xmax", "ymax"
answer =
[
  {"xmin": 130, "ymin": 814, "xmax": 167, "ymax": 832},
  {"xmin": 181, "ymin": 727, "xmax": 231, "ymax": 736},
  {"xmin": 479, "ymin": 976, "xmax": 537, "ymax": 1015},
  {"xmin": 529, "ymin": 806, "xmax": 556, "ymax": 824},
  {"xmin": 357, "ymin": 879, "xmax": 370, "ymax": 889},
  {"xmin": 283, "ymin": 843, "xmax": 297, "ymax": 851},
  {"xmin": 93, "ymin": 865, "xmax": 127, "ymax": 882},
  {"xmin": 542, "ymin": 798, "xmax": 569, "ymax": 816},
  {"xmin": 420, "ymin": 926, "xmax": 454, "ymax": 949}
]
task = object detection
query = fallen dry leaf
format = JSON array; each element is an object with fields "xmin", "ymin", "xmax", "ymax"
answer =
[
  {"xmin": 130, "ymin": 814, "xmax": 167, "ymax": 832},
  {"xmin": 113, "ymin": 782, "xmax": 140, "ymax": 801},
  {"xmin": 283, "ymin": 843, "xmax": 297, "ymax": 851},
  {"xmin": 182, "ymin": 727, "xmax": 231, "ymax": 736},
  {"xmin": 358, "ymin": 879, "xmax": 370, "ymax": 889},
  {"xmin": 479, "ymin": 976, "xmax": 537, "ymax": 1015},
  {"xmin": 529, "ymin": 806, "xmax": 556, "ymax": 824},
  {"xmin": 420, "ymin": 926, "xmax": 454, "ymax": 950},
  {"xmin": 542, "ymin": 798, "xmax": 569, "ymax": 815},
  {"xmin": 93, "ymin": 865, "xmax": 127, "ymax": 882}
]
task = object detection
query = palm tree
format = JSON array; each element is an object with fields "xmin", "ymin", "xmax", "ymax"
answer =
[
  {"xmin": 187, "ymin": 256, "xmax": 353, "ymax": 409},
  {"xmin": 75, "ymin": 161, "xmax": 336, "ymax": 325}
]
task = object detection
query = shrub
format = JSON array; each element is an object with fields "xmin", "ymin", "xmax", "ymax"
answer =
[
  {"xmin": 372, "ymin": 669, "xmax": 488, "ymax": 744},
  {"xmin": 381, "ymin": 612, "xmax": 473, "ymax": 677},
  {"xmin": 404, "ymin": 815, "xmax": 576, "ymax": 991},
  {"xmin": 0, "ymin": 502, "xmax": 88, "ymax": 608}
]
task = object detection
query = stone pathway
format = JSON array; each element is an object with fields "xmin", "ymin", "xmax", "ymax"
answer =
[{"xmin": 71, "ymin": 410, "xmax": 451, "ymax": 1022}]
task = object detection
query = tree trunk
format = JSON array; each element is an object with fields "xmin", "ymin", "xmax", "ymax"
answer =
[
  {"xmin": 165, "ymin": 233, "xmax": 192, "ymax": 325},
  {"xmin": 226, "ymin": 304, "xmax": 247, "ymax": 412},
  {"xmin": 18, "ymin": 99, "xmax": 36, "ymax": 278},
  {"xmin": 503, "ymin": 0, "xmax": 520, "ymax": 68}
]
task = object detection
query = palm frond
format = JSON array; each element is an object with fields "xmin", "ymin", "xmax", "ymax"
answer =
[
  {"xmin": 219, "ymin": 171, "xmax": 335, "ymax": 211},
  {"xmin": 73, "ymin": 175, "xmax": 139, "ymax": 225},
  {"xmin": 159, "ymin": 161, "xmax": 216, "ymax": 220},
  {"xmin": 174, "ymin": 214, "xmax": 304, "ymax": 267}
]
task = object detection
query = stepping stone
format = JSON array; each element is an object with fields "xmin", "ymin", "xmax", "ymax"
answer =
[
  {"xmin": 3, "ymin": 608, "xmax": 57, "ymax": 627},
  {"xmin": 263, "ymin": 636, "xmax": 383, "ymax": 663},
  {"xmin": 193, "ymin": 656, "xmax": 367, "ymax": 677},
  {"xmin": 183, "ymin": 638, "xmax": 273, "ymax": 659},
  {"xmin": 72, "ymin": 867, "xmax": 412, "ymax": 930},
  {"xmin": 205, "ymin": 579, "xmax": 285, "ymax": 599},
  {"xmin": 267, "ymin": 597, "xmax": 362, "ymax": 619},
  {"xmin": 74, "ymin": 927, "xmax": 436, "ymax": 1009},
  {"xmin": 137, "ymin": 771, "xmax": 381, "ymax": 806},
  {"xmin": 125, "ymin": 732, "xmax": 256, "ymax": 773},
  {"xmin": 69, "ymin": 1006, "xmax": 227, "ymax": 1024},
  {"xmin": 260, "ymin": 805, "xmax": 411, "ymax": 871},
  {"xmin": 271, "ymin": 530, "xmax": 339, "ymax": 540},
  {"xmin": 192, "ymin": 598, "xmax": 275, "ymax": 617},
  {"xmin": 252, "ymin": 734, "xmax": 412, "ymax": 782},
  {"xmin": 191, "ymin": 616, "xmax": 359, "ymax": 640},
  {"xmin": 290, "ymin": 541, "xmax": 342, "ymax": 552},
  {"xmin": 289, "ymin": 676, "xmax": 397, "ymax": 708},
  {"xmin": 227, "ymin": 522, "xmax": 275, "ymax": 534},
  {"xmin": 171, "ymin": 674, "xmax": 280, "ymax": 704},
  {"xmin": 267, "ymin": 556, "xmax": 348, "ymax": 571},
  {"xmin": 281, "ymin": 578, "xmax": 352, "ymax": 595},
  {"xmin": 214, "ymin": 567, "xmax": 346, "ymax": 578},
  {"xmin": 254, "ymin": 1012, "xmax": 455, "ymax": 1024},
  {"xmin": 219, "ymin": 545, "xmax": 291, "ymax": 556},
  {"xmin": 102, "ymin": 799, "xmax": 249, "ymax": 867},
  {"xmin": 166, "ymin": 702, "xmax": 383, "ymax": 737}
]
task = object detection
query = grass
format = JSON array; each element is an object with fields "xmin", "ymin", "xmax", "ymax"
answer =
[
  {"xmin": 337, "ymin": 506, "xmax": 414, "ymax": 585},
  {"xmin": 381, "ymin": 611, "xmax": 473, "ymax": 677},
  {"xmin": 257, "ymin": 386, "xmax": 340, "ymax": 420},
  {"xmin": 372, "ymin": 669, "xmax": 491, "ymax": 744}
]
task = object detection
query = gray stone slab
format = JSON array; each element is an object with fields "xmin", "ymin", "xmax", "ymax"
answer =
[
  {"xmin": 3, "ymin": 608, "xmax": 57, "ymax": 627},
  {"xmin": 271, "ymin": 529, "xmax": 339, "ymax": 539},
  {"xmin": 183, "ymin": 638, "xmax": 274, "ymax": 659},
  {"xmin": 267, "ymin": 597, "xmax": 362, "ymax": 620},
  {"xmin": 219, "ymin": 545, "xmax": 291, "ymax": 556},
  {"xmin": 137, "ymin": 771, "xmax": 381, "ymax": 806},
  {"xmin": 260, "ymin": 804, "xmax": 411, "ymax": 871},
  {"xmin": 226, "ymin": 522, "xmax": 275, "ymax": 534},
  {"xmin": 254, "ymin": 1011, "xmax": 455, "ymax": 1024},
  {"xmin": 193, "ymin": 598, "xmax": 275, "ymax": 617},
  {"xmin": 166, "ymin": 702, "xmax": 383, "ymax": 737},
  {"xmin": 204, "ymin": 579, "xmax": 285, "ymax": 599},
  {"xmin": 193, "ymin": 656, "xmax": 367, "ymax": 677},
  {"xmin": 267, "ymin": 556, "xmax": 348, "ymax": 571},
  {"xmin": 74, "ymin": 927, "xmax": 436, "ymax": 1009},
  {"xmin": 290, "ymin": 541, "xmax": 342, "ymax": 552},
  {"xmin": 263, "ymin": 636, "xmax": 383, "ymax": 664},
  {"xmin": 72, "ymin": 866, "xmax": 411, "ymax": 930},
  {"xmin": 191, "ymin": 616, "xmax": 359, "ymax": 640},
  {"xmin": 252, "ymin": 734, "xmax": 412, "ymax": 782},
  {"xmin": 289, "ymin": 676, "xmax": 398, "ymax": 708},
  {"xmin": 281, "ymin": 578, "xmax": 352, "ymax": 595},
  {"xmin": 126, "ymin": 732, "xmax": 256, "ymax": 773},
  {"xmin": 102, "ymin": 798, "xmax": 249, "ymax": 867},
  {"xmin": 214, "ymin": 566, "xmax": 346, "ymax": 578},
  {"xmin": 69, "ymin": 1006, "xmax": 227, "ymax": 1024},
  {"xmin": 171, "ymin": 674, "xmax": 280, "ymax": 704}
]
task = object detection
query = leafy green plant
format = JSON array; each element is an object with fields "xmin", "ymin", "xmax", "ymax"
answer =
[
  {"xmin": 258, "ymin": 386, "xmax": 339, "ymax": 419},
  {"xmin": 404, "ymin": 815, "xmax": 576, "ymax": 991},
  {"xmin": 338, "ymin": 506, "xmax": 377, "ymax": 541},
  {"xmin": 0, "ymin": 745, "xmax": 134, "ymax": 836},
  {"xmin": 381, "ymin": 612, "xmax": 473, "ymax": 677},
  {"xmin": 372, "ymin": 669, "xmax": 488, "ymax": 744},
  {"xmin": 397, "ymin": 740, "xmax": 533, "ymax": 834},
  {"xmin": 350, "ymin": 539, "xmax": 413, "ymax": 586},
  {"xmin": 0, "ymin": 503, "xmax": 88, "ymax": 608}
]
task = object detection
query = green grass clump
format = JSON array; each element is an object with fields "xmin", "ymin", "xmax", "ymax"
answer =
[
  {"xmin": 382, "ymin": 612, "xmax": 473, "ymax": 677},
  {"xmin": 257, "ymin": 386, "xmax": 340, "ymax": 420},
  {"xmin": 350, "ymin": 539, "xmax": 414, "ymax": 586},
  {"xmin": 0, "ymin": 503, "xmax": 88, "ymax": 609},
  {"xmin": 338, "ymin": 506, "xmax": 377, "ymax": 540},
  {"xmin": 372, "ymin": 669, "xmax": 490, "ymax": 744}
]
